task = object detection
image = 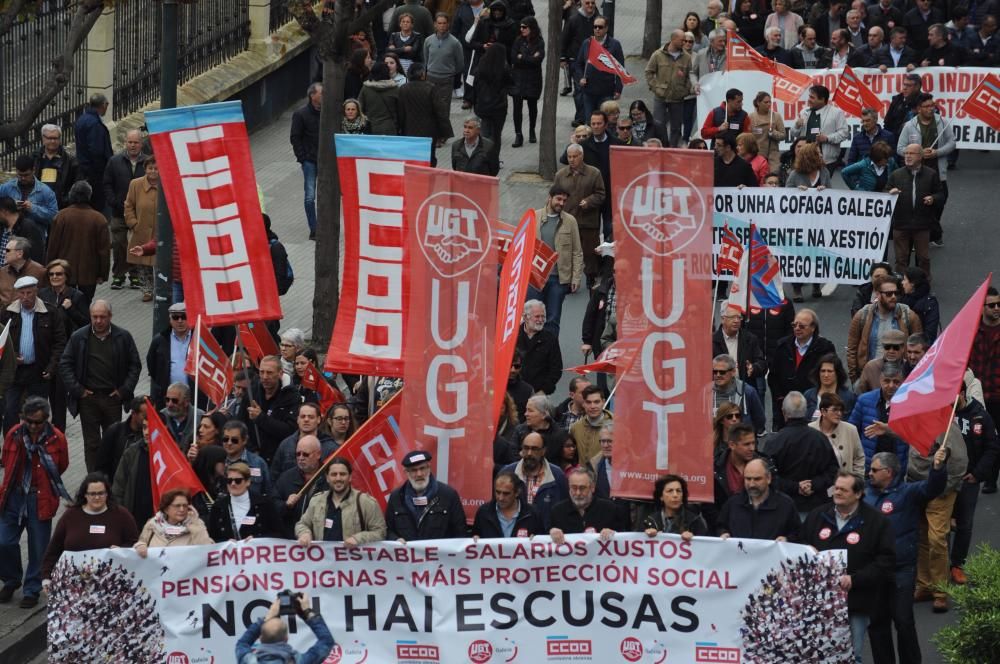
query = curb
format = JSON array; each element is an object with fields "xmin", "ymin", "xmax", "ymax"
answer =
[{"xmin": 0, "ymin": 608, "xmax": 46, "ymax": 664}]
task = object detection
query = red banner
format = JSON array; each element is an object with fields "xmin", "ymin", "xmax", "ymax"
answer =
[
  {"xmin": 237, "ymin": 322, "xmax": 278, "ymax": 367},
  {"xmin": 495, "ymin": 221, "xmax": 556, "ymax": 290},
  {"xmin": 492, "ymin": 209, "xmax": 537, "ymax": 423},
  {"xmin": 183, "ymin": 317, "xmax": 233, "ymax": 407},
  {"xmin": 610, "ymin": 146, "xmax": 715, "ymax": 502},
  {"xmin": 833, "ymin": 65, "xmax": 883, "ymax": 118},
  {"xmin": 146, "ymin": 399, "xmax": 207, "ymax": 507},
  {"xmin": 145, "ymin": 102, "xmax": 281, "ymax": 326},
  {"xmin": 586, "ymin": 38, "xmax": 637, "ymax": 84},
  {"xmin": 299, "ymin": 362, "xmax": 345, "ymax": 416},
  {"xmin": 325, "ymin": 135, "xmax": 432, "ymax": 377},
  {"xmin": 962, "ymin": 73, "xmax": 1000, "ymax": 132},
  {"xmin": 334, "ymin": 392, "xmax": 409, "ymax": 510},
  {"xmin": 400, "ymin": 165, "xmax": 498, "ymax": 521}
]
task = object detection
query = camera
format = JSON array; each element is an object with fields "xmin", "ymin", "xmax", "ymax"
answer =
[{"xmin": 277, "ymin": 589, "xmax": 303, "ymax": 617}]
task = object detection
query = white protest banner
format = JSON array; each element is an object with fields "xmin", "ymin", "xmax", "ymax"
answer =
[
  {"xmin": 712, "ymin": 187, "xmax": 893, "ymax": 284},
  {"xmin": 49, "ymin": 535, "xmax": 851, "ymax": 664},
  {"xmin": 698, "ymin": 67, "xmax": 1000, "ymax": 150}
]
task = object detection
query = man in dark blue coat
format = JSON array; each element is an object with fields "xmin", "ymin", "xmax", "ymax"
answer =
[
  {"xmin": 717, "ymin": 458, "xmax": 800, "ymax": 541},
  {"xmin": 73, "ymin": 94, "xmax": 113, "ymax": 213}
]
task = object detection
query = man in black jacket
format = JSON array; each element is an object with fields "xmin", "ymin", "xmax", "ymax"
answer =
[
  {"xmin": 714, "ymin": 132, "xmax": 758, "ymax": 188},
  {"xmin": 760, "ymin": 391, "xmax": 840, "ymax": 516},
  {"xmin": 398, "ymin": 64, "xmax": 449, "ymax": 166},
  {"xmin": 59, "ymin": 299, "xmax": 141, "ymax": 471},
  {"xmin": 515, "ymin": 300, "xmax": 562, "ymax": 395},
  {"xmin": 97, "ymin": 397, "xmax": 147, "ymax": 486},
  {"xmin": 102, "ymin": 129, "xmax": 146, "ymax": 290},
  {"xmin": 718, "ymin": 458, "xmax": 800, "ymax": 541},
  {"xmin": 561, "ymin": 0, "xmax": 600, "ymax": 126},
  {"xmin": 549, "ymin": 467, "xmax": 625, "ymax": 542},
  {"xmin": 289, "ymin": 83, "xmax": 321, "ymax": 240},
  {"xmin": 240, "ymin": 355, "xmax": 299, "ymax": 463},
  {"xmin": 803, "ymin": 472, "xmax": 895, "ymax": 664},
  {"xmin": 451, "ymin": 117, "xmax": 499, "ymax": 175},
  {"xmin": 767, "ymin": 308, "xmax": 836, "ymax": 429},
  {"xmin": 31, "ymin": 124, "xmax": 80, "ymax": 209},
  {"xmin": 385, "ymin": 450, "xmax": 467, "ymax": 541},
  {"xmin": 902, "ymin": 0, "xmax": 943, "ymax": 53},
  {"xmin": 145, "ymin": 302, "xmax": 192, "ymax": 409},
  {"xmin": 883, "ymin": 72, "xmax": 921, "ymax": 142},
  {"xmin": 887, "ymin": 144, "xmax": 945, "ymax": 279},
  {"xmin": 472, "ymin": 471, "xmax": 545, "ymax": 537}
]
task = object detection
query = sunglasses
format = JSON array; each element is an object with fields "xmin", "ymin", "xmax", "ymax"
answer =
[
  {"xmin": 226, "ymin": 477, "xmax": 246, "ymax": 485},
  {"xmin": 880, "ymin": 290, "xmax": 898, "ymax": 297},
  {"xmin": 724, "ymin": 413, "xmax": 742, "ymax": 420},
  {"xmin": 170, "ymin": 314, "xmax": 187, "ymax": 320},
  {"xmin": 986, "ymin": 302, "xmax": 1000, "ymax": 309},
  {"xmin": 712, "ymin": 369, "xmax": 732, "ymax": 375},
  {"xmin": 222, "ymin": 436, "xmax": 243, "ymax": 444},
  {"xmin": 883, "ymin": 344, "xmax": 902, "ymax": 350}
]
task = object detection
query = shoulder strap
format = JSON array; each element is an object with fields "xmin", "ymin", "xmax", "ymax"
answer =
[{"xmin": 356, "ymin": 491, "xmax": 367, "ymax": 533}]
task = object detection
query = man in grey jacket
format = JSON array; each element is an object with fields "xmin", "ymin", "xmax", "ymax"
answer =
[
  {"xmin": 790, "ymin": 84, "xmax": 850, "ymax": 172},
  {"xmin": 424, "ymin": 13, "xmax": 465, "ymax": 143}
]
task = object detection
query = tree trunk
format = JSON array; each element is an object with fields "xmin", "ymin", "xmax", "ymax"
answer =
[
  {"xmin": 538, "ymin": 0, "xmax": 562, "ymax": 180},
  {"xmin": 642, "ymin": 0, "xmax": 662, "ymax": 60}
]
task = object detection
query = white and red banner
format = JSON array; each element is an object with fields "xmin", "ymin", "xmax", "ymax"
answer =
[
  {"xmin": 400, "ymin": 165, "xmax": 498, "ymax": 521},
  {"xmin": 586, "ymin": 38, "xmax": 637, "ymax": 84},
  {"xmin": 699, "ymin": 67, "xmax": 1000, "ymax": 149},
  {"xmin": 326, "ymin": 135, "xmax": 433, "ymax": 377},
  {"xmin": 493, "ymin": 209, "xmax": 536, "ymax": 423},
  {"xmin": 962, "ymin": 72, "xmax": 1000, "ymax": 132},
  {"xmin": 890, "ymin": 275, "xmax": 992, "ymax": 455},
  {"xmin": 145, "ymin": 101, "xmax": 282, "ymax": 325},
  {"xmin": 184, "ymin": 317, "xmax": 233, "ymax": 407},
  {"xmin": 145, "ymin": 399, "xmax": 207, "ymax": 507},
  {"xmin": 564, "ymin": 339, "xmax": 636, "ymax": 375},
  {"xmin": 49, "ymin": 535, "xmax": 850, "ymax": 664},
  {"xmin": 610, "ymin": 146, "xmax": 715, "ymax": 502},
  {"xmin": 331, "ymin": 391, "xmax": 407, "ymax": 510}
]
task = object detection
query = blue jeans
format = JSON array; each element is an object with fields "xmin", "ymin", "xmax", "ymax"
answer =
[
  {"xmin": 582, "ymin": 91, "xmax": 611, "ymax": 127},
  {"xmin": 301, "ymin": 160, "xmax": 317, "ymax": 233},
  {"xmin": 527, "ymin": 272, "xmax": 570, "ymax": 337},
  {"xmin": 0, "ymin": 491, "xmax": 52, "ymax": 598},
  {"xmin": 849, "ymin": 612, "xmax": 870, "ymax": 664}
]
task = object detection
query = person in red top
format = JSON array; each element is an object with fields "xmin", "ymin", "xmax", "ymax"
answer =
[
  {"xmin": 970, "ymin": 286, "xmax": 1000, "ymax": 493},
  {"xmin": 0, "ymin": 396, "xmax": 70, "ymax": 608},
  {"xmin": 700, "ymin": 88, "xmax": 752, "ymax": 146}
]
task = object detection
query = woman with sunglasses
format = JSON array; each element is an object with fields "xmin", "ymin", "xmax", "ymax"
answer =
[
  {"xmin": 510, "ymin": 16, "xmax": 544, "ymax": 147},
  {"xmin": 38, "ymin": 258, "xmax": 88, "ymax": 431},
  {"xmin": 207, "ymin": 462, "xmax": 280, "ymax": 542},
  {"xmin": 712, "ymin": 401, "xmax": 744, "ymax": 455},
  {"xmin": 134, "ymin": 488, "xmax": 212, "ymax": 557},
  {"xmin": 41, "ymin": 473, "xmax": 138, "ymax": 589}
]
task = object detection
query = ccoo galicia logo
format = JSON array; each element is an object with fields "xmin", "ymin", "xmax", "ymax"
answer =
[
  {"xmin": 416, "ymin": 192, "xmax": 493, "ymax": 278},
  {"xmin": 618, "ymin": 171, "xmax": 707, "ymax": 256}
]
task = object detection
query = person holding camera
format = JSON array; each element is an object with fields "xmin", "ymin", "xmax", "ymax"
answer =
[{"xmin": 235, "ymin": 591, "xmax": 334, "ymax": 664}]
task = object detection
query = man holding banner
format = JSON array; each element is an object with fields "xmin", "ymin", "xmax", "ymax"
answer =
[
  {"xmin": 791, "ymin": 84, "xmax": 850, "ymax": 173},
  {"xmin": 385, "ymin": 451, "xmax": 466, "ymax": 542}
]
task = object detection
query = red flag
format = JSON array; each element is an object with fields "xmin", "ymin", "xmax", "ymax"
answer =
[
  {"xmin": 401, "ymin": 164, "xmax": 498, "ymax": 522},
  {"xmin": 184, "ymin": 319, "xmax": 233, "ymax": 407},
  {"xmin": 0, "ymin": 320, "xmax": 10, "ymax": 359},
  {"xmin": 771, "ymin": 62, "xmax": 812, "ymax": 104},
  {"xmin": 299, "ymin": 362, "xmax": 345, "ymax": 416},
  {"xmin": 726, "ymin": 30, "xmax": 777, "ymax": 75},
  {"xmin": 146, "ymin": 400, "xmax": 207, "ymax": 507},
  {"xmin": 889, "ymin": 275, "xmax": 993, "ymax": 455},
  {"xmin": 586, "ymin": 38, "xmax": 637, "ymax": 84},
  {"xmin": 495, "ymin": 221, "xmax": 556, "ymax": 290},
  {"xmin": 493, "ymin": 209, "xmax": 537, "ymax": 423},
  {"xmin": 610, "ymin": 146, "xmax": 715, "ymax": 502},
  {"xmin": 564, "ymin": 340, "xmax": 636, "ymax": 375},
  {"xmin": 238, "ymin": 322, "xmax": 279, "ymax": 367},
  {"xmin": 833, "ymin": 65, "xmax": 883, "ymax": 118},
  {"xmin": 145, "ymin": 102, "xmax": 282, "ymax": 326},
  {"xmin": 962, "ymin": 73, "xmax": 1000, "ymax": 132},
  {"xmin": 716, "ymin": 223, "xmax": 744, "ymax": 275},
  {"xmin": 333, "ymin": 392, "xmax": 408, "ymax": 510}
]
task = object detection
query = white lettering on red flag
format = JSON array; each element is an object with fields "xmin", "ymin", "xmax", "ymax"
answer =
[
  {"xmin": 493, "ymin": 210, "xmax": 536, "ymax": 423},
  {"xmin": 962, "ymin": 73, "xmax": 1000, "ymax": 132}
]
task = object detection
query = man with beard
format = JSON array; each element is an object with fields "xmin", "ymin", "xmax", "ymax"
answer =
[
  {"xmin": 515, "ymin": 300, "xmax": 562, "ymax": 395},
  {"xmin": 718, "ymin": 458, "xmax": 800, "ymax": 541},
  {"xmin": 969, "ymin": 286, "xmax": 1000, "ymax": 493},
  {"xmin": 269, "ymin": 403, "xmax": 338, "ymax": 479},
  {"xmin": 158, "ymin": 383, "xmax": 202, "ymax": 455},
  {"xmin": 501, "ymin": 431, "xmax": 568, "ymax": 530},
  {"xmin": 569, "ymin": 385, "xmax": 612, "ymax": 463},
  {"xmin": 240, "ymin": 356, "xmax": 299, "ymax": 463},
  {"xmin": 549, "ymin": 467, "xmax": 623, "ymax": 543},
  {"xmin": 529, "ymin": 185, "xmax": 582, "ymax": 337},
  {"xmin": 855, "ymin": 329, "xmax": 907, "ymax": 394},
  {"xmin": 385, "ymin": 451, "xmax": 466, "ymax": 542},
  {"xmin": 295, "ymin": 456, "xmax": 386, "ymax": 546},
  {"xmin": 472, "ymin": 471, "xmax": 545, "ymax": 538},
  {"xmin": 275, "ymin": 435, "xmax": 327, "ymax": 538}
]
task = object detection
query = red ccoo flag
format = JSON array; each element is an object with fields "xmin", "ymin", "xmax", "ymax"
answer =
[
  {"xmin": 770, "ymin": 62, "xmax": 812, "ymax": 104},
  {"xmin": 962, "ymin": 73, "xmax": 1000, "ymax": 132},
  {"xmin": 833, "ymin": 65, "xmax": 883, "ymax": 118},
  {"xmin": 717, "ymin": 223, "xmax": 744, "ymax": 275},
  {"xmin": 725, "ymin": 30, "xmax": 809, "ymax": 103},
  {"xmin": 299, "ymin": 362, "xmax": 345, "ymax": 416},
  {"xmin": 564, "ymin": 339, "xmax": 637, "ymax": 375},
  {"xmin": 587, "ymin": 38, "xmax": 637, "ymax": 84},
  {"xmin": 889, "ymin": 275, "xmax": 993, "ymax": 455},
  {"xmin": 184, "ymin": 318, "xmax": 234, "ymax": 407},
  {"xmin": 146, "ymin": 399, "xmax": 207, "ymax": 508}
]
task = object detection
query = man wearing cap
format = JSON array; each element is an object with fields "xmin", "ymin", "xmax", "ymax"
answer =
[
  {"xmin": 855, "ymin": 328, "xmax": 907, "ymax": 394},
  {"xmin": 0, "ymin": 236, "xmax": 46, "ymax": 308},
  {"xmin": 145, "ymin": 302, "xmax": 192, "ymax": 409},
  {"xmin": 0, "ymin": 276, "xmax": 66, "ymax": 433},
  {"xmin": 384, "ymin": 451, "xmax": 466, "ymax": 542}
]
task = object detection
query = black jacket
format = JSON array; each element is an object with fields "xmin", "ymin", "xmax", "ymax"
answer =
[
  {"xmin": 873, "ymin": 44, "xmax": 919, "ymax": 69},
  {"xmin": 955, "ymin": 399, "xmax": 1000, "ymax": 481},
  {"xmin": 712, "ymin": 327, "xmax": 766, "ymax": 385},
  {"xmin": 470, "ymin": 1, "xmax": 518, "ymax": 59},
  {"xmin": 560, "ymin": 7, "xmax": 598, "ymax": 62},
  {"xmin": 767, "ymin": 333, "xmax": 837, "ymax": 400},
  {"xmin": 512, "ymin": 421, "xmax": 569, "ymax": 465},
  {"xmin": 902, "ymin": 7, "xmax": 943, "ymax": 52},
  {"xmin": 743, "ymin": 300, "xmax": 795, "ymax": 366},
  {"xmin": 760, "ymin": 418, "xmax": 840, "ymax": 512},
  {"xmin": 714, "ymin": 155, "xmax": 759, "ymax": 188},
  {"xmin": 398, "ymin": 79, "xmax": 448, "ymax": 140},
  {"xmin": 642, "ymin": 505, "xmax": 709, "ymax": 536},
  {"xmin": 515, "ymin": 326, "xmax": 562, "ymax": 394},
  {"xmin": 102, "ymin": 150, "xmax": 147, "ymax": 218},
  {"xmin": 37, "ymin": 286, "xmax": 88, "ymax": 338},
  {"xmin": 273, "ymin": 467, "xmax": 328, "ymax": 538},
  {"xmin": 550, "ymin": 495, "xmax": 626, "ymax": 533},
  {"xmin": 472, "ymin": 499, "xmax": 545, "ymax": 537},
  {"xmin": 31, "ymin": 147, "xmax": 80, "ymax": 208},
  {"xmin": 97, "ymin": 419, "xmax": 143, "ymax": 487},
  {"xmin": 240, "ymin": 383, "xmax": 300, "ymax": 462},
  {"xmin": 451, "ymin": 136, "xmax": 499, "ymax": 176},
  {"xmin": 207, "ymin": 493, "xmax": 282, "ymax": 541},
  {"xmin": 883, "ymin": 91, "xmax": 919, "ymax": 142},
  {"xmin": 803, "ymin": 501, "xmax": 896, "ymax": 613},
  {"xmin": 10, "ymin": 217, "xmax": 46, "ymax": 265},
  {"xmin": 59, "ymin": 323, "xmax": 141, "ymax": 416},
  {"xmin": 0, "ymin": 299, "xmax": 67, "ymax": 393},
  {"xmin": 887, "ymin": 165, "xmax": 945, "ymax": 232},
  {"xmin": 290, "ymin": 102, "xmax": 321, "ymax": 163},
  {"xmin": 510, "ymin": 35, "xmax": 544, "ymax": 99},
  {"xmin": 385, "ymin": 478, "xmax": 467, "ymax": 540},
  {"xmin": 710, "ymin": 448, "xmax": 770, "ymax": 526},
  {"xmin": 581, "ymin": 275, "xmax": 613, "ymax": 355},
  {"xmin": 718, "ymin": 489, "xmax": 801, "ymax": 541},
  {"xmin": 145, "ymin": 328, "xmax": 193, "ymax": 409},
  {"xmin": 474, "ymin": 65, "xmax": 513, "ymax": 117}
]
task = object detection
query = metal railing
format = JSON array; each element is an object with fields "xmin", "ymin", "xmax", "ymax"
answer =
[
  {"xmin": 0, "ymin": 2, "xmax": 89, "ymax": 170},
  {"xmin": 177, "ymin": 0, "xmax": 251, "ymax": 83},
  {"xmin": 270, "ymin": 0, "xmax": 293, "ymax": 32}
]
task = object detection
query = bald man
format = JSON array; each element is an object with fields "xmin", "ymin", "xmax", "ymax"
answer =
[
  {"xmin": 273, "ymin": 434, "xmax": 327, "ymax": 537},
  {"xmin": 717, "ymin": 458, "xmax": 801, "ymax": 541}
]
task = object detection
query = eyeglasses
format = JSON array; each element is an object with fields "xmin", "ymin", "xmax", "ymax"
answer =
[
  {"xmin": 222, "ymin": 436, "xmax": 243, "ymax": 444},
  {"xmin": 883, "ymin": 344, "xmax": 902, "ymax": 350},
  {"xmin": 295, "ymin": 451, "xmax": 314, "ymax": 458},
  {"xmin": 712, "ymin": 369, "xmax": 732, "ymax": 375},
  {"xmin": 724, "ymin": 413, "xmax": 742, "ymax": 420},
  {"xmin": 594, "ymin": 24, "xmax": 607, "ymax": 30},
  {"xmin": 519, "ymin": 24, "xmax": 528, "ymax": 28},
  {"xmin": 85, "ymin": 491, "xmax": 107, "ymax": 497},
  {"xmin": 226, "ymin": 477, "xmax": 247, "ymax": 485},
  {"xmin": 792, "ymin": 322, "xmax": 812, "ymax": 329},
  {"xmin": 47, "ymin": 271, "xmax": 65, "ymax": 277},
  {"xmin": 170, "ymin": 314, "xmax": 186, "ymax": 320},
  {"xmin": 164, "ymin": 396, "xmax": 181, "ymax": 404},
  {"xmin": 618, "ymin": 125, "xmax": 632, "ymax": 131}
]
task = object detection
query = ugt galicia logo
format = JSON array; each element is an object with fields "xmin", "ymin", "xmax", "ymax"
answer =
[
  {"xmin": 416, "ymin": 192, "xmax": 493, "ymax": 277},
  {"xmin": 618, "ymin": 171, "xmax": 707, "ymax": 256}
]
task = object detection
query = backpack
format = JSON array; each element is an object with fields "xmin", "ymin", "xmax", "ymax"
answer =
[{"xmin": 270, "ymin": 238, "xmax": 294, "ymax": 295}]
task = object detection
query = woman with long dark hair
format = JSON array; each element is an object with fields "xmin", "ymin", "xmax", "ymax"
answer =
[
  {"xmin": 643, "ymin": 474, "xmax": 709, "ymax": 540},
  {"xmin": 474, "ymin": 42, "xmax": 514, "ymax": 162},
  {"xmin": 683, "ymin": 12, "xmax": 708, "ymax": 51},
  {"xmin": 803, "ymin": 353, "xmax": 855, "ymax": 419},
  {"xmin": 344, "ymin": 48, "xmax": 372, "ymax": 101},
  {"xmin": 627, "ymin": 100, "xmax": 668, "ymax": 145},
  {"xmin": 510, "ymin": 16, "xmax": 544, "ymax": 147}
]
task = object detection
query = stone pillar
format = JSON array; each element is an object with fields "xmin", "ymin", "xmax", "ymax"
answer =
[
  {"xmin": 83, "ymin": 6, "xmax": 116, "ymax": 117},
  {"xmin": 249, "ymin": 0, "xmax": 273, "ymax": 44}
]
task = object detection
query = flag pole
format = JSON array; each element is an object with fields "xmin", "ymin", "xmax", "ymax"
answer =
[
  {"xmin": 927, "ymin": 115, "xmax": 951, "ymax": 150},
  {"xmin": 937, "ymin": 394, "xmax": 962, "ymax": 450},
  {"xmin": 193, "ymin": 314, "xmax": 202, "ymax": 424}
]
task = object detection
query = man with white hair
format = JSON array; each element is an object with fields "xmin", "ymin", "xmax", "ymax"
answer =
[
  {"xmin": 704, "ymin": 0, "xmax": 725, "ymax": 32},
  {"xmin": 757, "ymin": 26, "xmax": 793, "ymax": 65},
  {"xmin": 552, "ymin": 143, "xmax": 605, "ymax": 287},
  {"xmin": 845, "ymin": 9, "xmax": 867, "ymax": 47},
  {"xmin": 692, "ymin": 28, "xmax": 727, "ymax": 90},
  {"xmin": 30, "ymin": 124, "xmax": 80, "ymax": 209},
  {"xmin": 451, "ymin": 117, "xmax": 498, "ymax": 176},
  {"xmin": 515, "ymin": 300, "xmax": 562, "ymax": 395}
]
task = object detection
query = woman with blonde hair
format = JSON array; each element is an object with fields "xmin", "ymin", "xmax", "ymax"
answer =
[
  {"xmin": 785, "ymin": 143, "xmax": 831, "ymax": 190},
  {"xmin": 713, "ymin": 401, "xmax": 743, "ymax": 454},
  {"xmin": 749, "ymin": 91, "xmax": 785, "ymax": 172},
  {"xmin": 737, "ymin": 132, "xmax": 770, "ymax": 186}
]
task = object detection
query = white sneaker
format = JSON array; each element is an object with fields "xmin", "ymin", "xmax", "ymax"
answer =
[{"xmin": 453, "ymin": 88, "xmax": 463, "ymax": 99}]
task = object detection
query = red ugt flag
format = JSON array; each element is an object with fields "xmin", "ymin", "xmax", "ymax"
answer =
[
  {"xmin": 833, "ymin": 66, "xmax": 883, "ymax": 118},
  {"xmin": 587, "ymin": 38, "xmax": 637, "ymax": 84},
  {"xmin": 962, "ymin": 73, "xmax": 1000, "ymax": 132},
  {"xmin": 889, "ymin": 275, "xmax": 993, "ymax": 455},
  {"xmin": 146, "ymin": 400, "xmax": 207, "ymax": 507},
  {"xmin": 184, "ymin": 318, "xmax": 233, "ymax": 407}
]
